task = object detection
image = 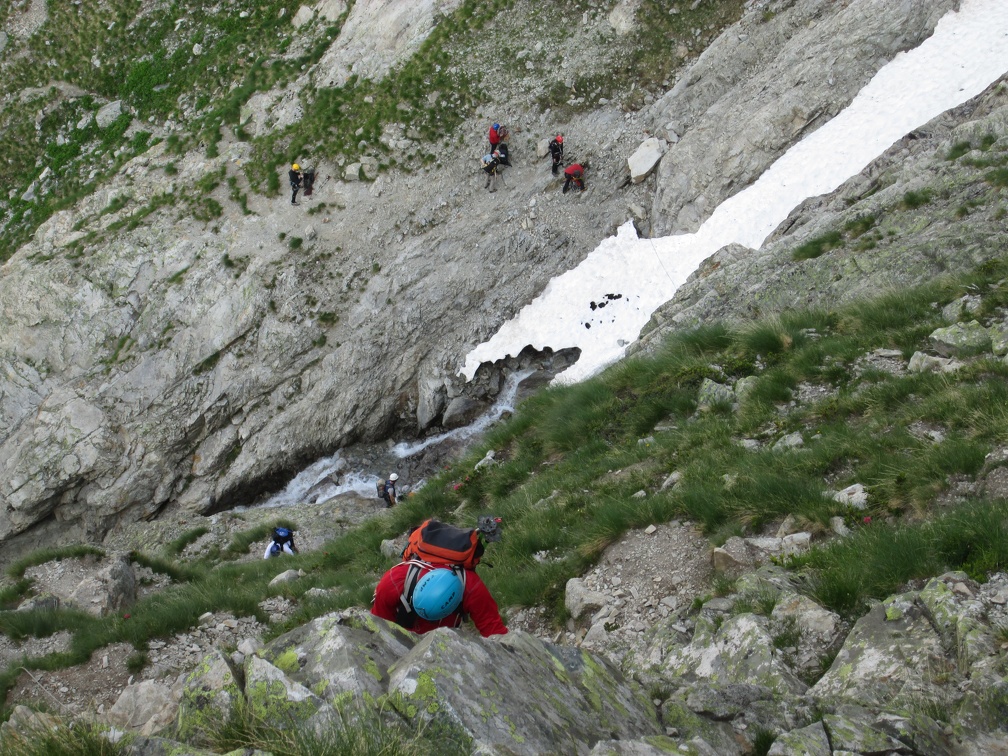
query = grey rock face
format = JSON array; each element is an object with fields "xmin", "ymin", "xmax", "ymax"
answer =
[
  {"xmin": 388, "ymin": 628, "xmax": 661, "ymax": 753},
  {"xmin": 647, "ymin": 0, "xmax": 955, "ymax": 234}
]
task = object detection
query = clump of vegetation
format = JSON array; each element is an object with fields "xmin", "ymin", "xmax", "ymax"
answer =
[
  {"xmin": 792, "ymin": 230, "xmax": 843, "ymax": 261},
  {"xmin": 902, "ymin": 188, "xmax": 933, "ymax": 209}
]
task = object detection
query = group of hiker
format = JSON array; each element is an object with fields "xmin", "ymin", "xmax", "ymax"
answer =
[
  {"xmin": 482, "ymin": 122, "xmax": 585, "ymax": 194},
  {"xmin": 264, "ymin": 473, "xmax": 509, "ymax": 638},
  {"xmin": 286, "ymin": 122, "xmax": 583, "ymax": 205}
]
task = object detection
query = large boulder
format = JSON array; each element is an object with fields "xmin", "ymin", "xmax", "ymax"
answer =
[
  {"xmin": 258, "ymin": 609, "xmax": 417, "ymax": 702},
  {"xmin": 67, "ymin": 554, "xmax": 136, "ymax": 617},
  {"xmin": 627, "ymin": 138, "xmax": 666, "ymax": 184},
  {"xmin": 107, "ymin": 679, "xmax": 181, "ymax": 736},
  {"xmin": 387, "ymin": 628, "xmax": 661, "ymax": 753},
  {"xmin": 810, "ymin": 596, "xmax": 948, "ymax": 709},
  {"xmin": 176, "ymin": 650, "xmax": 242, "ymax": 745},
  {"xmin": 929, "ymin": 321, "xmax": 991, "ymax": 357}
]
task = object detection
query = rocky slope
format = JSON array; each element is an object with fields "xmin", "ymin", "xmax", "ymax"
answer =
[{"xmin": 0, "ymin": 0, "xmax": 978, "ymax": 566}]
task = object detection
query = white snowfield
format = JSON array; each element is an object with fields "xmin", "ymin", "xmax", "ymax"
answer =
[{"xmin": 461, "ymin": 0, "xmax": 1008, "ymax": 385}]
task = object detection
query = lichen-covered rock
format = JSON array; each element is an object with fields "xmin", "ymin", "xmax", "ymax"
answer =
[
  {"xmin": 696, "ymin": 378, "xmax": 734, "ymax": 409},
  {"xmin": 683, "ymin": 682, "xmax": 773, "ymax": 721},
  {"xmin": 929, "ymin": 320, "xmax": 991, "ymax": 357},
  {"xmin": 809, "ymin": 598, "xmax": 953, "ymax": 710},
  {"xmin": 176, "ymin": 649, "xmax": 242, "ymax": 744},
  {"xmin": 768, "ymin": 720, "xmax": 830, "ymax": 756},
  {"xmin": 387, "ymin": 628, "xmax": 660, "ymax": 754},
  {"xmin": 661, "ymin": 613, "xmax": 807, "ymax": 696},
  {"xmin": 918, "ymin": 573, "xmax": 994, "ymax": 665},
  {"xmin": 244, "ymin": 655, "xmax": 337, "ymax": 733},
  {"xmin": 822, "ymin": 707, "xmax": 919, "ymax": 754},
  {"xmin": 658, "ymin": 697, "xmax": 745, "ymax": 755},
  {"xmin": 260, "ymin": 608, "xmax": 417, "ymax": 703}
]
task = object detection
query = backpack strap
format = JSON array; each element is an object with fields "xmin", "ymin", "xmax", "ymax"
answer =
[{"xmin": 396, "ymin": 561, "xmax": 425, "ymax": 628}]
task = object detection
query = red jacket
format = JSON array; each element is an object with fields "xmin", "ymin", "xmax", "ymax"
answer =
[
  {"xmin": 371, "ymin": 562, "xmax": 508, "ymax": 637},
  {"xmin": 564, "ymin": 163, "xmax": 584, "ymax": 179},
  {"xmin": 488, "ymin": 125, "xmax": 501, "ymax": 147}
]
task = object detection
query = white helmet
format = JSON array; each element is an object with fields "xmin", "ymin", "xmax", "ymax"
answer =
[{"xmin": 389, "ymin": 473, "xmax": 399, "ymax": 481}]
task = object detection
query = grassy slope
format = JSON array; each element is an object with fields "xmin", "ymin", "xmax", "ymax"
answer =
[{"xmin": 2, "ymin": 254, "xmax": 1007, "ymax": 723}]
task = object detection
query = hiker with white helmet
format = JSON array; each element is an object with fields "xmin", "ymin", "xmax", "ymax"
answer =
[
  {"xmin": 481, "ymin": 151, "xmax": 504, "ymax": 192},
  {"xmin": 381, "ymin": 473, "xmax": 399, "ymax": 508}
]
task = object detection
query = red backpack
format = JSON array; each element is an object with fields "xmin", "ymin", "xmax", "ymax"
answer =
[{"xmin": 401, "ymin": 519, "xmax": 485, "ymax": 570}]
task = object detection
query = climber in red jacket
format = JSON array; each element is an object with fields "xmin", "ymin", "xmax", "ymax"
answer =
[{"xmin": 372, "ymin": 561, "xmax": 508, "ymax": 638}]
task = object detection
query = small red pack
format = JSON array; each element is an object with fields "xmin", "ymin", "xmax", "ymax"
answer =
[{"xmin": 402, "ymin": 519, "xmax": 485, "ymax": 569}]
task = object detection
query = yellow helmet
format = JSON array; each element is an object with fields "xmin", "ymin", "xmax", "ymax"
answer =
[{"xmin": 292, "ymin": 163, "xmax": 300, "ymax": 171}]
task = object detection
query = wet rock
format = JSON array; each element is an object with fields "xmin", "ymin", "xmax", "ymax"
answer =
[{"xmin": 442, "ymin": 396, "xmax": 487, "ymax": 429}]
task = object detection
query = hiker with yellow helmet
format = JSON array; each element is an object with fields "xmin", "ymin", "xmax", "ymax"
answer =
[{"xmin": 288, "ymin": 163, "xmax": 302, "ymax": 205}]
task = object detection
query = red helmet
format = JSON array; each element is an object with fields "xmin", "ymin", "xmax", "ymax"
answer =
[{"xmin": 555, "ymin": 134, "xmax": 563, "ymax": 144}]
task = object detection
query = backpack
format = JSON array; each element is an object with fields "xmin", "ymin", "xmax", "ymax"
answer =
[
  {"xmin": 401, "ymin": 519, "xmax": 485, "ymax": 570},
  {"xmin": 376, "ymin": 479, "xmax": 386, "ymax": 498}
]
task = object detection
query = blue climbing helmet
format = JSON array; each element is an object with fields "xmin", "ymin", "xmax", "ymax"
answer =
[
  {"xmin": 412, "ymin": 568, "xmax": 464, "ymax": 621},
  {"xmin": 492, "ymin": 122, "xmax": 500, "ymax": 131},
  {"xmin": 274, "ymin": 527, "xmax": 291, "ymax": 542}
]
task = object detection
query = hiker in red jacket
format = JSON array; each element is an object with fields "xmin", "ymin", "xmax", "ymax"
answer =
[
  {"xmin": 372, "ymin": 561, "xmax": 508, "ymax": 637},
  {"xmin": 563, "ymin": 163, "xmax": 585, "ymax": 193}
]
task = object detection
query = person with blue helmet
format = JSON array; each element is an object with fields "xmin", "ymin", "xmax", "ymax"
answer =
[
  {"xmin": 263, "ymin": 526, "xmax": 299, "ymax": 559},
  {"xmin": 372, "ymin": 561, "xmax": 506, "ymax": 636},
  {"xmin": 371, "ymin": 518, "xmax": 507, "ymax": 637}
]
